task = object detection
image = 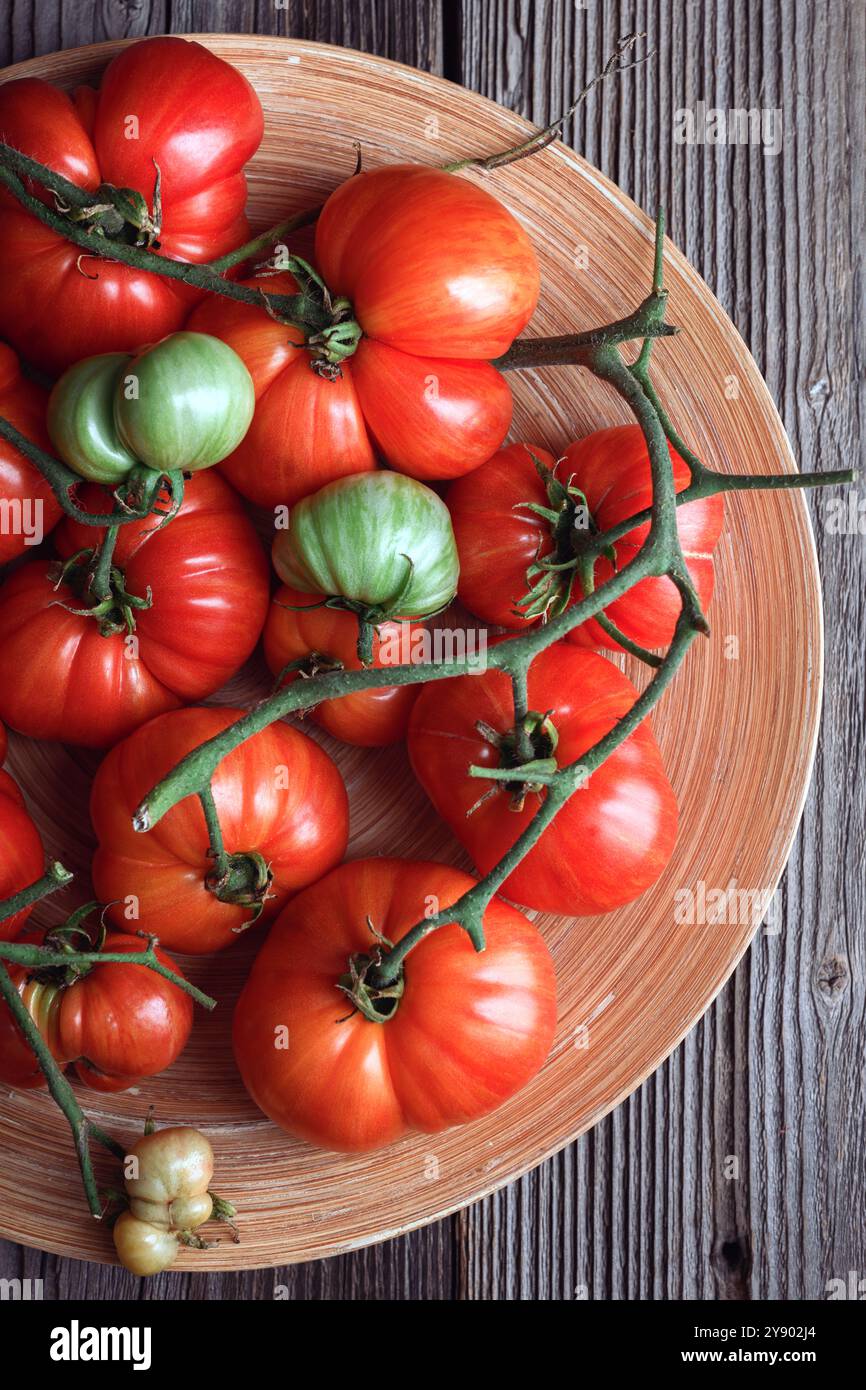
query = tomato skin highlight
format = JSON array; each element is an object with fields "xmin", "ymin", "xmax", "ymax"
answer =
[
  {"xmin": 233, "ymin": 858, "xmax": 557, "ymax": 1152},
  {"xmin": 315, "ymin": 165, "xmax": 540, "ymax": 358},
  {"xmin": 91, "ymin": 706, "xmax": 350, "ymax": 954},
  {"xmin": 408, "ymin": 642, "xmax": 679, "ymax": 916},
  {"xmin": 0, "ymin": 38, "xmax": 264, "ymax": 373},
  {"xmin": 263, "ymin": 586, "xmax": 423, "ymax": 746},
  {"xmin": 0, "ymin": 471, "xmax": 269, "ymax": 747},
  {"xmin": 0, "ymin": 932, "xmax": 193, "ymax": 1092},
  {"xmin": 0, "ymin": 342, "xmax": 62, "ymax": 566},
  {"xmin": 448, "ymin": 428, "xmax": 724, "ymax": 649},
  {"xmin": 0, "ymin": 766, "xmax": 46, "ymax": 942}
]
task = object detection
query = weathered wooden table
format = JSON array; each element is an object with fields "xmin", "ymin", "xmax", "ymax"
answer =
[{"xmin": 0, "ymin": 0, "xmax": 862, "ymax": 1300}]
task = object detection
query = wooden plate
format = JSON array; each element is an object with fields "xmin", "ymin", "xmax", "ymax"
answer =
[{"xmin": 0, "ymin": 37, "xmax": 821, "ymax": 1269}]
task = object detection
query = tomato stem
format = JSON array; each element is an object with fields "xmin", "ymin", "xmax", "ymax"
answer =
[
  {"xmin": 0, "ymin": 414, "xmax": 166, "ymax": 528},
  {"xmin": 443, "ymin": 33, "xmax": 653, "ymax": 175},
  {"xmin": 0, "ymin": 860, "xmax": 72, "ymax": 921},
  {"xmin": 0, "ymin": 937, "xmax": 217, "ymax": 1011}
]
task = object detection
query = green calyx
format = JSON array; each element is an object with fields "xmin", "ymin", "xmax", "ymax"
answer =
[
  {"xmin": 30, "ymin": 902, "xmax": 107, "ymax": 988},
  {"xmin": 59, "ymin": 168, "xmax": 162, "ymax": 249},
  {"xmin": 50, "ymin": 547, "xmax": 153, "ymax": 638},
  {"xmin": 337, "ymin": 926, "xmax": 405, "ymax": 1024},
  {"xmin": 205, "ymin": 851, "xmax": 273, "ymax": 927},
  {"xmin": 264, "ymin": 256, "xmax": 362, "ymax": 374},
  {"xmin": 475, "ymin": 710, "xmax": 560, "ymax": 812},
  {"xmin": 516, "ymin": 454, "xmax": 615, "ymax": 623}
]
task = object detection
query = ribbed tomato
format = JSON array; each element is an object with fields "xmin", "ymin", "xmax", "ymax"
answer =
[
  {"xmin": 448, "ymin": 442, "xmax": 558, "ymax": 628},
  {"xmin": 0, "ymin": 37, "xmax": 263, "ymax": 373},
  {"xmin": 0, "ymin": 931, "xmax": 193, "ymax": 1092},
  {"xmin": 448, "ymin": 428, "xmax": 724, "ymax": 650},
  {"xmin": 0, "ymin": 471, "xmax": 269, "ymax": 747},
  {"xmin": 263, "ymin": 586, "xmax": 423, "ymax": 746},
  {"xmin": 408, "ymin": 641, "xmax": 678, "ymax": 916},
  {"xmin": 187, "ymin": 165, "xmax": 538, "ymax": 505},
  {"xmin": 0, "ymin": 342, "xmax": 62, "ymax": 566},
  {"xmin": 91, "ymin": 706, "xmax": 350, "ymax": 954},
  {"xmin": 0, "ymin": 765, "xmax": 45, "ymax": 942},
  {"xmin": 233, "ymin": 858, "xmax": 557, "ymax": 1152}
]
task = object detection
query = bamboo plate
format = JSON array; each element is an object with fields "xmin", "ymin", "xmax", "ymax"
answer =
[{"xmin": 0, "ymin": 37, "xmax": 821, "ymax": 1270}]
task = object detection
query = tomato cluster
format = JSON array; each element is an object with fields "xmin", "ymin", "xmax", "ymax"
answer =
[{"xmin": 0, "ymin": 38, "xmax": 723, "ymax": 1181}]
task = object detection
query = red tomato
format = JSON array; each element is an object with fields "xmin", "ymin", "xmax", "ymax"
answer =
[
  {"xmin": 448, "ymin": 442, "xmax": 559, "ymax": 628},
  {"xmin": 408, "ymin": 641, "xmax": 678, "ymax": 916},
  {"xmin": 0, "ymin": 38, "xmax": 263, "ymax": 374},
  {"xmin": 233, "ymin": 858, "xmax": 556, "ymax": 1151},
  {"xmin": 0, "ymin": 342, "xmax": 62, "ymax": 566},
  {"xmin": 187, "ymin": 163, "xmax": 539, "ymax": 505},
  {"xmin": 263, "ymin": 585, "xmax": 423, "ymax": 746},
  {"xmin": 448, "ymin": 428, "xmax": 725, "ymax": 649},
  {"xmin": 0, "ymin": 767, "xmax": 45, "ymax": 942},
  {"xmin": 91, "ymin": 705, "xmax": 350, "ymax": 954},
  {"xmin": 0, "ymin": 471, "xmax": 269, "ymax": 747},
  {"xmin": 0, "ymin": 930, "xmax": 193, "ymax": 1091}
]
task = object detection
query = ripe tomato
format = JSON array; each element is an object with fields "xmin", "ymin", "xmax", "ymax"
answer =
[
  {"xmin": 91, "ymin": 705, "xmax": 350, "ymax": 953},
  {"xmin": 264, "ymin": 587, "xmax": 423, "ymax": 746},
  {"xmin": 233, "ymin": 858, "xmax": 557, "ymax": 1152},
  {"xmin": 0, "ymin": 930, "xmax": 193, "ymax": 1091},
  {"xmin": 448, "ymin": 428, "xmax": 724, "ymax": 649},
  {"xmin": 0, "ymin": 766, "xmax": 45, "ymax": 942},
  {"xmin": 0, "ymin": 471, "xmax": 269, "ymax": 747},
  {"xmin": 47, "ymin": 333, "xmax": 255, "ymax": 483},
  {"xmin": 0, "ymin": 37, "xmax": 263, "ymax": 374},
  {"xmin": 448, "ymin": 442, "xmax": 559, "ymax": 628},
  {"xmin": 408, "ymin": 641, "xmax": 678, "ymax": 916},
  {"xmin": 187, "ymin": 164, "xmax": 538, "ymax": 505},
  {"xmin": 272, "ymin": 472, "xmax": 459, "ymax": 627},
  {"xmin": 0, "ymin": 342, "xmax": 62, "ymax": 566}
]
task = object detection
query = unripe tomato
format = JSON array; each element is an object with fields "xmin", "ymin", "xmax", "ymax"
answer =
[
  {"xmin": 272, "ymin": 472, "xmax": 460, "ymax": 625},
  {"xmin": 116, "ymin": 333, "xmax": 255, "ymax": 474},
  {"xmin": 48, "ymin": 333, "xmax": 255, "ymax": 483},
  {"xmin": 124, "ymin": 1127, "xmax": 214, "ymax": 1231},
  {"xmin": 113, "ymin": 1126, "xmax": 217, "ymax": 1274},
  {"xmin": 113, "ymin": 1210, "xmax": 179, "ymax": 1276}
]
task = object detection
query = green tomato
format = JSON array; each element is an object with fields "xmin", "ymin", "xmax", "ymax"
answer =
[
  {"xmin": 114, "ymin": 331, "xmax": 255, "ymax": 473},
  {"xmin": 48, "ymin": 352, "xmax": 139, "ymax": 485},
  {"xmin": 272, "ymin": 471, "xmax": 460, "ymax": 620}
]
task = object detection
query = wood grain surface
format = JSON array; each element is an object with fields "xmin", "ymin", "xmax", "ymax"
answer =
[{"xmin": 0, "ymin": 0, "xmax": 862, "ymax": 1301}]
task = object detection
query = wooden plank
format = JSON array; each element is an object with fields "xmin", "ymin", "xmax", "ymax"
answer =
[
  {"xmin": 0, "ymin": 1, "xmax": 443, "ymax": 68},
  {"xmin": 456, "ymin": 0, "xmax": 865, "ymax": 1301}
]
